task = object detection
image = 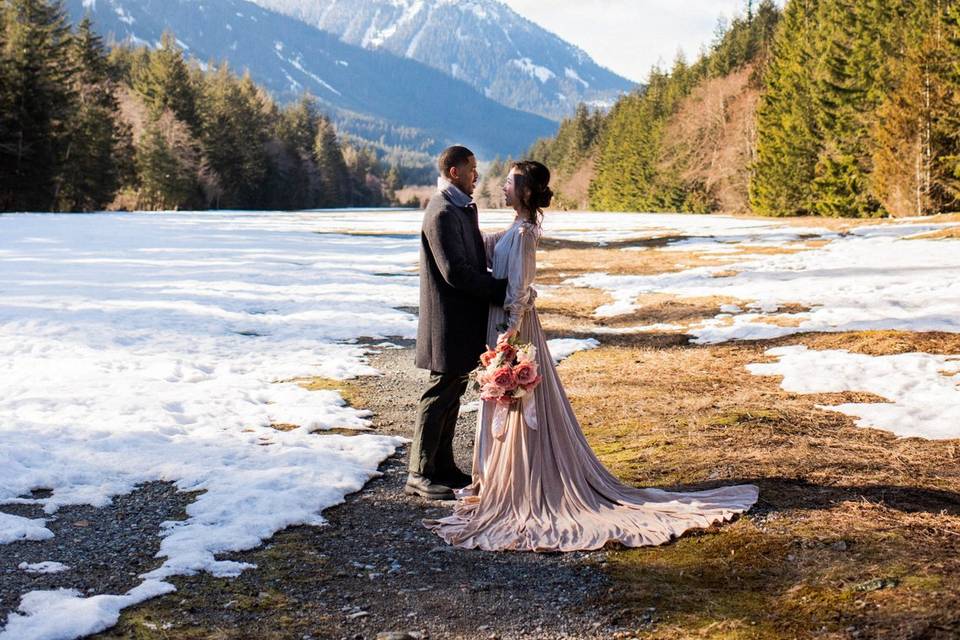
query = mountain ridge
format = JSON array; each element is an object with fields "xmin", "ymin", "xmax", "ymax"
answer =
[
  {"xmin": 245, "ymin": 0, "xmax": 635, "ymax": 120},
  {"xmin": 66, "ymin": 0, "xmax": 557, "ymax": 159}
]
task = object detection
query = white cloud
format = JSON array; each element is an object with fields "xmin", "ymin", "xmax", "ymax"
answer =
[{"xmin": 503, "ymin": 0, "xmax": 779, "ymax": 83}]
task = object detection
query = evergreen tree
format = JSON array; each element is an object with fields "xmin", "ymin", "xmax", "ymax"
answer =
[
  {"xmin": 749, "ymin": 0, "xmax": 821, "ymax": 216},
  {"xmin": 314, "ymin": 116, "xmax": 349, "ymax": 207},
  {"xmin": 268, "ymin": 94, "xmax": 323, "ymax": 209},
  {"xmin": 873, "ymin": 0, "xmax": 958, "ymax": 216},
  {"xmin": 54, "ymin": 17, "xmax": 130, "ymax": 210},
  {"xmin": 938, "ymin": 0, "xmax": 960, "ymax": 205},
  {"xmin": 277, "ymin": 94, "xmax": 319, "ymax": 158},
  {"xmin": 0, "ymin": 0, "xmax": 75, "ymax": 210},
  {"xmin": 198, "ymin": 65, "xmax": 269, "ymax": 208},
  {"xmin": 135, "ymin": 116, "xmax": 198, "ymax": 210},
  {"xmin": 133, "ymin": 31, "xmax": 199, "ymax": 132},
  {"xmin": 809, "ymin": 0, "xmax": 889, "ymax": 217},
  {"xmin": 0, "ymin": 5, "xmax": 12, "ymax": 203}
]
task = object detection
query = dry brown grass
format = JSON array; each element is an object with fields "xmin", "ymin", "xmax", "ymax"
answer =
[
  {"xmin": 535, "ymin": 240, "xmax": 810, "ymax": 289},
  {"xmin": 536, "ymin": 286, "xmax": 615, "ymax": 326},
  {"xmin": 727, "ymin": 212, "xmax": 960, "ymax": 233},
  {"xmin": 548, "ymin": 324, "xmax": 960, "ymax": 639},
  {"xmin": 908, "ymin": 227, "xmax": 960, "ymax": 240}
]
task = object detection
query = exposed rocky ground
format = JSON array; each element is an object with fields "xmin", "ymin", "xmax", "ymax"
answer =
[{"xmin": 0, "ymin": 340, "xmax": 632, "ymax": 640}]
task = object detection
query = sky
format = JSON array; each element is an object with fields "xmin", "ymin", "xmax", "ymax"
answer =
[{"xmin": 503, "ymin": 0, "xmax": 766, "ymax": 84}]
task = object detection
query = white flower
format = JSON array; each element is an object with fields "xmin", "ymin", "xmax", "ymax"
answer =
[{"xmin": 517, "ymin": 344, "xmax": 537, "ymax": 363}]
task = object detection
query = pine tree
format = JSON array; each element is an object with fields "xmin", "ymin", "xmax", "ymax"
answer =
[
  {"xmin": 873, "ymin": 0, "xmax": 958, "ymax": 216},
  {"xmin": 54, "ymin": 17, "xmax": 130, "ymax": 211},
  {"xmin": 589, "ymin": 91, "xmax": 665, "ymax": 211},
  {"xmin": 939, "ymin": 0, "xmax": 960, "ymax": 205},
  {"xmin": 135, "ymin": 116, "xmax": 198, "ymax": 210},
  {"xmin": 314, "ymin": 116, "xmax": 349, "ymax": 207},
  {"xmin": 133, "ymin": 31, "xmax": 199, "ymax": 132},
  {"xmin": 0, "ymin": 0, "xmax": 75, "ymax": 211},
  {"xmin": 277, "ymin": 94, "xmax": 319, "ymax": 158},
  {"xmin": 0, "ymin": 5, "xmax": 12, "ymax": 205},
  {"xmin": 749, "ymin": 0, "xmax": 821, "ymax": 216},
  {"xmin": 809, "ymin": 0, "xmax": 889, "ymax": 217},
  {"xmin": 269, "ymin": 94, "xmax": 323, "ymax": 209},
  {"xmin": 198, "ymin": 65, "xmax": 269, "ymax": 208}
]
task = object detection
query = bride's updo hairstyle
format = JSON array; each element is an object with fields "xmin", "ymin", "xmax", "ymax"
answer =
[{"xmin": 511, "ymin": 160, "xmax": 553, "ymax": 226}]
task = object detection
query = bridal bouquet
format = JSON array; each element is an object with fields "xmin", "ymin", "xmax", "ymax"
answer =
[{"xmin": 475, "ymin": 328, "xmax": 543, "ymax": 405}]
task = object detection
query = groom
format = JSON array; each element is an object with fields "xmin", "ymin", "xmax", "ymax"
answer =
[{"xmin": 407, "ymin": 145, "xmax": 508, "ymax": 500}]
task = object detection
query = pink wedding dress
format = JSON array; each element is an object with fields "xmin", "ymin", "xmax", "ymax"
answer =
[{"xmin": 424, "ymin": 219, "xmax": 759, "ymax": 551}]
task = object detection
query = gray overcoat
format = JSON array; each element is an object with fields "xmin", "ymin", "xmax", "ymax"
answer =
[{"xmin": 414, "ymin": 192, "xmax": 507, "ymax": 375}]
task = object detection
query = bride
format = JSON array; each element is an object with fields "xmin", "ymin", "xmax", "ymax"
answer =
[{"xmin": 424, "ymin": 160, "xmax": 759, "ymax": 552}]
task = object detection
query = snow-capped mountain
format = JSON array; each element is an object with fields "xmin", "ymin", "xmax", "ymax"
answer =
[
  {"xmin": 245, "ymin": 0, "xmax": 635, "ymax": 120},
  {"xmin": 66, "ymin": 0, "xmax": 556, "ymax": 158}
]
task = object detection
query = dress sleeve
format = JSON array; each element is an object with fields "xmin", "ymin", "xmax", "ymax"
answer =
[
  {"xmin": 482, "ymin": 228, "xmax": 508, "ymax": 268},
  {"xmin": 504, "ymin": 223, "xmax": 540, "ymax": 330}
]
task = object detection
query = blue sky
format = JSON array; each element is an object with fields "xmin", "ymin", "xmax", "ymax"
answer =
[{"xmin": 503, "ymin": 0, "xmax": 778, "ymax": 84}]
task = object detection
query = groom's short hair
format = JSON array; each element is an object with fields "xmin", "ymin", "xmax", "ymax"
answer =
[{"xmin": 438, "ymin": 145, "xmax": 474, "ymax": 178}]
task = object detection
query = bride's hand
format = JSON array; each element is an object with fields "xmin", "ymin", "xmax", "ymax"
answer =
[{"xmin": 498, "ymin": 327, "xmax": 518, "ymax": 344}]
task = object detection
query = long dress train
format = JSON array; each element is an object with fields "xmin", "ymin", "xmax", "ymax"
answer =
[{"xmin": 424, "ymin": 219, "xmax": 759, "ymax": 551}]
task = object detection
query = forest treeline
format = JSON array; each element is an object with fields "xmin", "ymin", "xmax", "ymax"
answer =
[
  {"xmin": 532, "ymin": 0, "xmax": 960, "ymax": 218},
  {"xmin": 0, "ymin": 0, "xmax": 405, "ymax": 212}
]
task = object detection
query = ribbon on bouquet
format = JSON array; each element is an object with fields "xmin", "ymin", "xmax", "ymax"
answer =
[
  {"xmin": 490, "ymin": 392, "xmax": 539, "ymax": 441},
  {"xmin": 490, "ymin": 313, "xmax": 539, "ymax": 440}
]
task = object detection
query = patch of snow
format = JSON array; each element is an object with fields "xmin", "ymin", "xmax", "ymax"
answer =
[
  {"xmin": 18, "ymin": 562, "xmax": 70, "ymax": 575},
  {"xmin": 0, "ymin": 211, "xmax": 421, "ymax": 638},
  {"xmin": 510, "ymin": 57, "xmax": 556, "ymax": 84},
  {"xmin": 547, "ymin": 338, "xmax": 600, "ymax": 364},
  {"xmin": 0, "ymin": 513, "xmax": 52, "ymax": 545},
  {"xmin": 568, "ymin": 219, "xmax": 960, "ymax": 341},
  {"xmin": 362, "ymin": 20, "xmax": 397, "ymax": 48},
  {"xmin": 592, "ymin": 323, "xmax": 682, "ymax": 334},
  {"xmin": 286, "ymin": 55, "xmax": 341, "ymax": 96},
  {"xmin": 747, "ymin": 346, "xmax": 960, "ymax": 440},
  {"xmin": 281, "ymin": 69, "xmax": 301, "ymax": 91},
  {"xmin": 0, "ymin": 581, "xmax": 176, "ymax": 640},
  {"xmin": 459, "ymin": 400, "xmax": 480, "ymax": 415},
  {"xmin": 564, "ymin": 67, "xmax": 589, "ymax": 88},
  {"xmin": 462, "ymin": 2, "xmax": 490, "ymax": 21}
]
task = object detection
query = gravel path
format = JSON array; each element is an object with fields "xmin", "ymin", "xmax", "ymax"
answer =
[
  {"xmin": 2, "ymin": 342, "xmax": 628, "ymax": 639},
  {"xmin": 0, "ymin": 484, "xmax": 195, "ymax": 623}
]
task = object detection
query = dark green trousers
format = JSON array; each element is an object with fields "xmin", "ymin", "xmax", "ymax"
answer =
[{"xmin": 409, "ymin": 371, "xmax": 468, "ymax": 477}]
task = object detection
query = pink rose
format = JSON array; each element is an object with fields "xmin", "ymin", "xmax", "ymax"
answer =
[
  {"xmin": 480, "ymin": 382, "xmax": 505, "ymax": 400},
  {"xmin": 521, "ymin": 375, "xmax": 542, "ymax": 393},
  {"xmin": 513, "ymin": 361, "xmax": 539, "ymax": 386},
  {"xmin": 480, "ymin": 348, "xmax": 497, "ymax": 368},
  {"xmin": 495, "ymin": 342, "xmax": 517, "ymax": 363},
  {"xmin": 491, "ymin": 365, "xmax": 518, "ymax": 391}
]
